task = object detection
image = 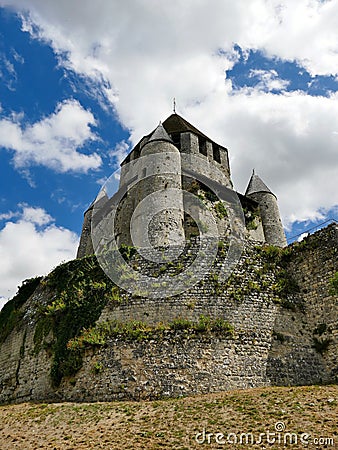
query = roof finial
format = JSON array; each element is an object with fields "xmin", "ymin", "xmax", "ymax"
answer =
[
  {"xmin": 252, "ymin": 168, "xmax": 255, "ymax": 175},
  {"xmin": 173, "ymin": 97, "xmax": 176, "ymax": 113}
]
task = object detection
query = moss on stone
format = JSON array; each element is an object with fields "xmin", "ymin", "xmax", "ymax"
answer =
[
  {"xmin": 329, "ymin": 272, "xmax": 338, "ymax": 296},
  {"xmin": 67, "ymin": 316, "xmax": 235, "ymax": 352},
  {"xmin": 0, "ymin": 276, "xmax": 42, "ymax": 344},
  {"xmin": 33, "ymin": 255, "xmax": 122, "ymax": 387}
]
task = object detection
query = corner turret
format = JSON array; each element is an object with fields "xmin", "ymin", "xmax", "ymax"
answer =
[{"xmin": 245, "ymin": 170, "xmax": 287, "ymax": 247}]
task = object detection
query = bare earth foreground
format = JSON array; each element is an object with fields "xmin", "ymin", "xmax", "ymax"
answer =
[{"xmin": 0, "ymin": 385, "xmax": 337, "ymax": 449}]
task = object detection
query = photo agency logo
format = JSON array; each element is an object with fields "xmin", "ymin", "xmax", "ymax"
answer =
[
  {"xmin": 91, "ymin": 153, "xmax": 246, "ymax": 298},
  {"xmin": 194, "ymin": 422, "xmax": 335, "ymax": 447}
]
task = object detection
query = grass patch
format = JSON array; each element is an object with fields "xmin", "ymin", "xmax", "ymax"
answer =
[
  {"xmin": 67, "ymin": 316, "xmax": 235, "ymax": 351},
  {"xmin": 0, "ymin": 385, "xmax": 336, "ymax": 449}
]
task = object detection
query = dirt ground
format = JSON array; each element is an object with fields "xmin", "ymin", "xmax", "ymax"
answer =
[{"xmin": 0, "ymin": 385, "xmax": 337, "ymax": 449}]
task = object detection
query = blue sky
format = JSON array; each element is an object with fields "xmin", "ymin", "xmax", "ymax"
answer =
[{"xmin": 0, "ymin": 1, "xmax": 338, "ymax": 306}]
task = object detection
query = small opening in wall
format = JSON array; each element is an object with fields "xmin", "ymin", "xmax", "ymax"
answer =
[
  {"xmin": 213, "ymin": 143, "xmax": 221, "ymax": 163},
  {"xmin": 142, "ymin": 167, "xmax": 147, "ymax": 178},
  {"xmin": 198, "ymin": 137, "xmax": 207, "ymax": 156}
]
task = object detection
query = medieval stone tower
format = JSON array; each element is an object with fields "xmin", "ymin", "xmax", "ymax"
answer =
[
  {"xmin": 1, "ymin": 113, "xmax": 336, "ymax": 406},
  {"xmin": 77, "ymin": 113, "xmax": 287, "ymax": 258}
]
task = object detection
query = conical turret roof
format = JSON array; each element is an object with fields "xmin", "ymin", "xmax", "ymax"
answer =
[
  {"xmin": 245, "ymin": 170, "xmax": 275, "ymax": 197},
  {"xmin": 146, "ymin": 122, "xmax": 174, "ymax": 144}
]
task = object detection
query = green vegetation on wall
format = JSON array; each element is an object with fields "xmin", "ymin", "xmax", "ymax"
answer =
[
  {"xmin": 253, "ymin": 244, "xmax": 301, "ymax": 309},
  {"xmin": 243, "ymin": 206, "xmax": 260, "ymax": 231},
  {"xmin": 0, "ymin": 277, "xmax": 42, "ymax": 343},
  {"xmin": 214, "ymin": 201, "xmax": 228, "ymax": 219},
  {"xmin": 67, "ymin": 315, "xmax": 235, "ymax": 352},
  {"xmin": 329, "ymin": 272, "xmax": 338, "ymax": 296},
  {"xmin": 33, "ymin": 256, "xmax": 123, "ymax": 387}
]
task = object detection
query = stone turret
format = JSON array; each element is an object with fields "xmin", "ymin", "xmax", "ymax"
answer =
[
  {"xmin": 245, "ymin": 170, "xmax": 287, "ymax": 247},
  {"xmin": 76, "ymin": 188, "xmax": 110, "ymax": 258},
  {"xmin": 130, "ymin": 123, "xmax": 185, "ymax": 248}
]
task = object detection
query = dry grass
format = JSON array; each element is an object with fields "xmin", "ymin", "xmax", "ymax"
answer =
[{"xmin": 0, "ymin": 385, "xmax": 337, "ymax": 449}]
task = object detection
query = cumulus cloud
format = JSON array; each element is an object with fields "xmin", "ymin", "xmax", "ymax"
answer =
[
  {"xmin": 21, "ymin": 206, "xmax": 53, "ymax": 225},
  {"xmin": 0, "ymin": 0, "xmax": 338, "ymax": 226},
  {"xmin": 248, "ymin": 69, "xmax": 290, "ymax": 92},
  {"xmin": 0, "ymin": 99, "xmax": 102, "ymax": 172},
  {"xmin": 0, "ymin": 205, "xmax": 78, "ymax": 309},
  {"xmin": 186, "ymin": 88, "xmax": 338, "ymax": 226}
]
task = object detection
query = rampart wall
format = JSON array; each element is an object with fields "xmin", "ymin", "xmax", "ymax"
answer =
[{"xmin": 0, "ymin": 225, "xmax": 336, "ymax": 404}]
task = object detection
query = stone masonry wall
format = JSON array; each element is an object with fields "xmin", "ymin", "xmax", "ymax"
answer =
[
  {"xmin": 0, "ymin": 225, "xmax": 337, "ymax": 404},
  {"xmin": 267, "ymin": 223, "xmax": 338, "ymax": 385}
]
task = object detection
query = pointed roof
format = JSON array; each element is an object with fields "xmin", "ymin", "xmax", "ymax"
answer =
[
  {"xmin": 146, "ymin": 122, "xmax": 173, "ymax": 144},
  {"xmin": 162, "ymin": 113, "xmax": 211, "ymax": 141},
  {"xmin": 121, "ymin": 113, "xmax": 227, "ymax": 166},
  {"xmin": 245, "ymin": 169, "xmax": 275, "ymax": 197}
]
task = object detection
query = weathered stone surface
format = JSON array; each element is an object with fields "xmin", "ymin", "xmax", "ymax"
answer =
[{"xmin": 0, "ymin": 225, "xmax": 336, "ymax": 404}]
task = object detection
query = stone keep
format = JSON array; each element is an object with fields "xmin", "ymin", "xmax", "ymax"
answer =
[
  {"xmin": 77, "ymin": 113, "xmax": 287, "ymax": 257},
  {"xmin": 1, "ymin": 111, "xmax": 336, "ymax": 405}
]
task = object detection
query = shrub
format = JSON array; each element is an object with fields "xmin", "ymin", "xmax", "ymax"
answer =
[
  {"xmin": 119, "ymin": 244, "xmax": 137, "ymax": 262},
  {"xmin": 214, "ymin": 201, "xmax": 228, "ymax": 219},
  {"xmin": 274, "ymin": 270, "xmax": 300, "ymax": 297},
  {"xmin": 312, "ymin": 337, "xmax": 331, "ymax": 354},
  {"xmin": 261, "ymin": 245, "xmax": 283, "ymax": 262},
  {"xmin": 170, "ymin": 318, "xmax": 192, "ymax": 331}
]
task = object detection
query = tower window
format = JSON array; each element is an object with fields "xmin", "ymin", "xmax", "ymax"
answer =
[
  {"xmin": 171, "ymin": 133, "xmax": 181, "ymax": 150},
  {"xmin": 198, "ymin": 137, "xmax": 207, "ymax": 156},
  {"xmin": 213, "ymin": 143, "xmax": 221, "ymax": 163}
]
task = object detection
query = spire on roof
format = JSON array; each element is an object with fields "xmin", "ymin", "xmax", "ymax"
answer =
[
  {"xmin": 245, "ymin": 170, "xmax": 275, "ymax": 197},
  {"xmin": 147, "ymin": 122, "xmax": 174, "ymax": 144}
]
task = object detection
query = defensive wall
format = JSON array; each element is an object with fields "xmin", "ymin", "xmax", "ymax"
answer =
[{"xmin": 0, "ymin": 224, "xmax": 336, "ymax": 404}]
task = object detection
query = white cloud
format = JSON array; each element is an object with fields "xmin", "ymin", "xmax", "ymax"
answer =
[
  {"xmin": 21, "ymin": 205, "xmax": 53, "ymax": 225},
  {"xmin": 186, "ymin": 88, "xmax": 338, "ymax": 227},
  {"xmin": 0, "ymin": 205, "xmax": 78, "ymax": 309},
  {"xmin": 297, "ymin": 232, "xmax": 309, "ymax": 242},
  {"xmin": 0, "ymin": 0, "xmax": 337, "ymax": 227},
  {"xmin": 0, "ymin": 52, "xmax": 17, "ymax": 91},
  {"xmin": 11, "ymin": 48, "xmax": 24, "ymax": 64},
  {"xmin": 0, "ymin": 99, "xmax": 102, "ymax": 173},
  {"xmin": 0, "ymin": 210, "xmax": 18, "ymax": 221},
  {"xmin": 109, "ymin": 140, "xmax": 130, "ymax": 166},
  {"xmin": 248, "ymin": 69, "xmax": 290, "ymax": 92}
]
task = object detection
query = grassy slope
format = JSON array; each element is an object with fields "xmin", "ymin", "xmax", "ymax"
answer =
[{"xmin": 0, "ymin": 385, "xmax": 337, "ymax": 449}]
